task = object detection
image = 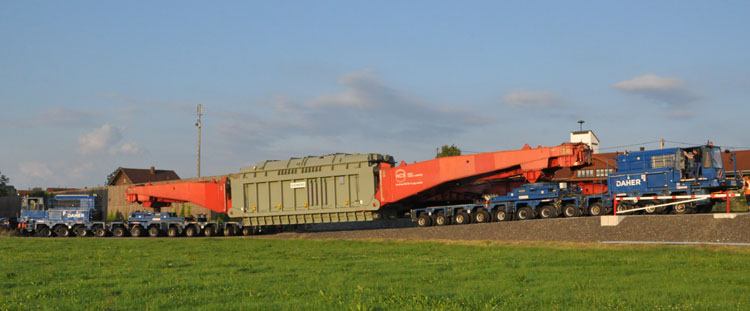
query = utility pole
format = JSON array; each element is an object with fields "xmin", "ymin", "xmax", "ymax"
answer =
[
  {"xmin": 660, "ymin": 139, "xmax": 664, "ymax": 149},
  {"xmin": 196, "ymin": 104, "xmax": 203, "ymax": 178}
]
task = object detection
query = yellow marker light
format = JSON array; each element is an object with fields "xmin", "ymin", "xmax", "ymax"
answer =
[{"xmin": 345, "ymin": 200, "xmax": 349, "ymax": 205}]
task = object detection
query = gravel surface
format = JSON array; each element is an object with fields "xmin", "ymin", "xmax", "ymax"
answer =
[{"xmin": 266, "ymin": 213, "xmax": 750, "ymax": 243}]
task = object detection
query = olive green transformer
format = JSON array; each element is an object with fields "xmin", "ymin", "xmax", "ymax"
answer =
[{"xmin": 229, "ymin": 153, "xmax": 394, "ymax": 225}]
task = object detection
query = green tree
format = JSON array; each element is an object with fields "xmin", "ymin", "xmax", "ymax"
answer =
[
  {"xmin": 106, "ymin": 167, "xmax": 120, "ymax": 185},
  {"xmin": 436, "ymin": 144, "xmax": 462, "ymax": 158},
  {"xmin": 0, "ymin": 171, "xmax": 16, "ymax": 196},
  {"xmin": 27, "ymin": 187, "xmax": 48, "ymax": 198}
]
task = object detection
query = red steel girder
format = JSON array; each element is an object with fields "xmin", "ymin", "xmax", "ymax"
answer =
[
  {"xmin": 125, "ymin": 178, "xmax": 232, "ymax": 213},
  {"xmin": 375, "ymin": 143, "xmax": 590, "ymax": 206}
]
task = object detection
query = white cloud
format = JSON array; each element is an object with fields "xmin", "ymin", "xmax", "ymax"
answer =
[
  {"xmin": 214, "ymin": 70, "xmax": 488, "ymax": 153},
  {"xmin": 613, "ymin": 74, "xmax": 683, "ymax": 91},
  {"xmin": 66, "ymin": 162, "xmax": 94, "ymax": 180},
  {"xmin": 310, "ymin": 69, "xmax": 385, "ymax": 109},
  {"xmin": 19, "ymin": 162, "xmax": 53, "ymax": 179},
  {"xmin": 37, "ymin": 107, "xmax": 95, "ymax": 127},
  {"xmin": 109, "ymin": 142, "xmax": 143, "ymax": 155},
  {"xmin": 502, "ymin": 90, "xmax": 562, "ymax": 109},
  {"xmin": 613, "ymin": 74, "xmax": 701, "ymax": 119},
  {"xmin": 78, "ymin": 124, "xmax": 123, "ymax": 155}
]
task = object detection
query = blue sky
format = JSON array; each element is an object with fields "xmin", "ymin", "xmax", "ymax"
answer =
[{"xmin": 1, "ymin": 1, "xmax": 749, "ymax": 189}]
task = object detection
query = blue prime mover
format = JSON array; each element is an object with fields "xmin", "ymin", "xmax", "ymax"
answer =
[
  {"xmin": 18, "ymin": 195, "xmax": 249, "ymax": 237},
  {"xmin": 411, "ymin": 144, "xmax": 742, "ymax": 226}
]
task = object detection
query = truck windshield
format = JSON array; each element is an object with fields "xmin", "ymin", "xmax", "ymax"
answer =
[{"xmin": 708, "ymin": 147, "xmax": 722, "ymax": 169}]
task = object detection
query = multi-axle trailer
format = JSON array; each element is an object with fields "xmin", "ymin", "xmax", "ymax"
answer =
[
  {"xmin": 411, "ymin": 144, "xmax": 744, "ymax": 227},
  {"xmin": 16, "ymin": 142, "xmax": 744, "ymax": 236}
]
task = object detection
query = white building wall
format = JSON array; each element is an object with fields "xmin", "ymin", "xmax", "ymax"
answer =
[{"xmin": 570, "ymin": 131, "xmax": 600, "ymax": 154}]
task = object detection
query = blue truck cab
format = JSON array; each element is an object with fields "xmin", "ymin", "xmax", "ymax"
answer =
[
  {"xmin": 18, "ymin": 195, "xmax": 97, "ymax": 237},
  {"xmin": 608, "ymin": 145, "xmax": 740, "ymax": 196}
]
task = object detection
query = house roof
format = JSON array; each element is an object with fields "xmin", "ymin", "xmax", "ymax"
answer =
[
  {"xmin": 722, "ymin": 149, "xmax": 750, "ymax": 173},
  {"xmin": 108, "ymin": 167, "xmax": 180, "ymax": 185}
]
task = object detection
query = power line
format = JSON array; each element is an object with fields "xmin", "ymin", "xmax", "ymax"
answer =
[{"xmin": 598, "ymin": 141, "xmax": 661, "ymax": 151}]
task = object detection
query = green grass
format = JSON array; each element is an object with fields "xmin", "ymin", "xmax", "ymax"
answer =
[{"xmin": 1, "ymin": 238, "xmax": 749, "ymax": 310}]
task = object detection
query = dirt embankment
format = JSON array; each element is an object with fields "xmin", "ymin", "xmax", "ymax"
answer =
[{"xmin": 267, "ymin": 213, "xmax": 750, "ymax": 243}]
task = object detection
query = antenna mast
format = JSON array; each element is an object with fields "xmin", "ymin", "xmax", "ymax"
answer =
[{"xmin": 196, "ymin": 104, "xmax": 203, "ymax": 178}]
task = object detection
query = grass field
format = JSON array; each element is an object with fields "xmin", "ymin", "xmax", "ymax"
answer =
[{"xmin": 1, "ymin": 238, "xmax": 749, "ymax": 310}]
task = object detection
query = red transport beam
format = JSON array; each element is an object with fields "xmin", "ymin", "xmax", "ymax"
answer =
[
  {"xmin": 375, "ymin": 142, "xmax": 590, "ymax": 206},
  {"xmin": 125, "ymin": 178, "xmax": 232, "ymax": 213}
]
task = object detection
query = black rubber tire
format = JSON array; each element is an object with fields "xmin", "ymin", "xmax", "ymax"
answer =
[
  {"xmin": 94, "ymin": 227, "xmax": 107, "ymax": 237},
  {"xmin": 434, "ymin": 214, "xmax": 450, "ymax": 226},
  {"xmin": 37, "ymin": 227, "xmax": 51, "ymax": 237},
  {"xmin": 454, "ymin": 212, "xmax": 471, "ymax": 225},
  {"xmin": 185, "ymin": 226, "xmax": 198, "ymax": 237},
  {"xmin": 417, "ymin": 214, "xmax": 432, "ymax": 227},
  {"xmin": 112, "ymin": 227, "xmax": 126, "ymax": 237},
  {"xmin": 148, "ymin": 226, "xmax": 161, "ymax": 237},
  {"xmin": 538, "ymin": 206, "xmax": 555, "ymax": 219},
  {"xmin": 516, "ymin": 207, "xmax": 533, "ymax": 220},
  {"xmin": 204, "ymin": 227, "xmax": 214, "ymax": 237},
  {"xmin": 242, "ymin": 226, "xmax": 252, "ymax": 236},
  {"xmin": 474, "ymin": 210, "xmax": 491, "ymax": 223},
  {"xmin": 130, "ymin": 226, "xmax": 143, "ymax": 237},
  {"xmin": 168, "ymin": 227, "xmax": 180, "ymax": 237},
  {"xmin": 494, "ymin": 209, "xmax": 509, "ymax": 221},
  {"xmin": 75, "ymin": 226, "xmax": 89, "ymax": 237},
  {"xmin": 54, "ymin": 226, "xmax": 70, "ymax": 237},
  {"xmin": 563, "ymin": 204, "xmax": 579, "ymax": 217},
  {"xmin": 587, "ymin": 203, "xmax": 603, "ymax": 216},
  {"xmin": 224, "ymin": 226, "xmax": 236, "ymax": 236},
  {"xmin": 673, "ymin": 203, "xmax": 689, "ymax": 214}
]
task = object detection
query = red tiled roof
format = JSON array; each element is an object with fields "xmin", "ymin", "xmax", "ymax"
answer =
[{"xmin": 108, "ymin": 167, "xmax": 180, "ymax": 186}]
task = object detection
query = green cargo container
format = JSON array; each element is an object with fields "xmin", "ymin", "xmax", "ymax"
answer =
[{"xmin": 229, "ymin": 153, "xmax": 394, "ymax": 225}]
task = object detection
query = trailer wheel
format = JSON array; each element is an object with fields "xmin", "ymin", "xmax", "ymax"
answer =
[
  {"xmin": 434, "ymin": 213, "xmax": 450, "ymax": 226},
  {"xmin": 473, "ymin": 210, "xmax": 491, "ymax": 223},
  {"xmin": 494, "ymin": 209, "xmax": 509, "ymax": 221},
  {"xmin": 516, "ymin": 207, "xmax": 533, "ymax": 220},
  {"xmin": 417, "ymin": 214, "xmax": 432, "ymax": 227},
  {"xmin": 587, "ymin": 203, "xmax": 603, "ymax": 216},
  {"xmin": 74, "ymin": 226, "xmax": 89, "ymax": 237},
  {"xmin": 563, "ymin": 204, "xmax": 579, "ymax": 217},
  {"xmin": 130, "ymin": 226, "xmax": 144, "ymax": 237},
  {"xmin": 204, "ymin": 226, "xmax": 215, "ymax": 237},
  {"xmin": 167, "ymin": 227, "xmax": 180, "ymax": 237},
  {"xmin": 185, "ymin": 226, "xmax": 198, "ymax": 237},
  {"xmin": 37, "ymin": 226, "xmax": 51, "ymax": 237},
  {"xmin": 538, "ymin": 206, "xmax": 555, "ymax": 219},
  {"xmin": 54, "ymin": 226, "xmax": 70, "ymax": 237},
  {"xmin": 94, "ymin": 226, "xmax": 107, "ymax": 237},
  {"xmin": 241, "ymin": 226, "xmax": 254, "ymax": 236},
  {"xmin": 148, "ymin": 226, "xmax": 161, "ymax": 237},
  {"xmin": 112, "ymin": 226, "xmax": 126, "ymax": 237},
  {"xmin": 454, "ymin": 212, "xmax": 471, "ymax": 225},
  {"xmin": 224, "ymin": 225, "xmax": 236, "ymax": 236},
  {"xmin": 673, "ymin": 203, "xmax": 689, "ymax": 214}
]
